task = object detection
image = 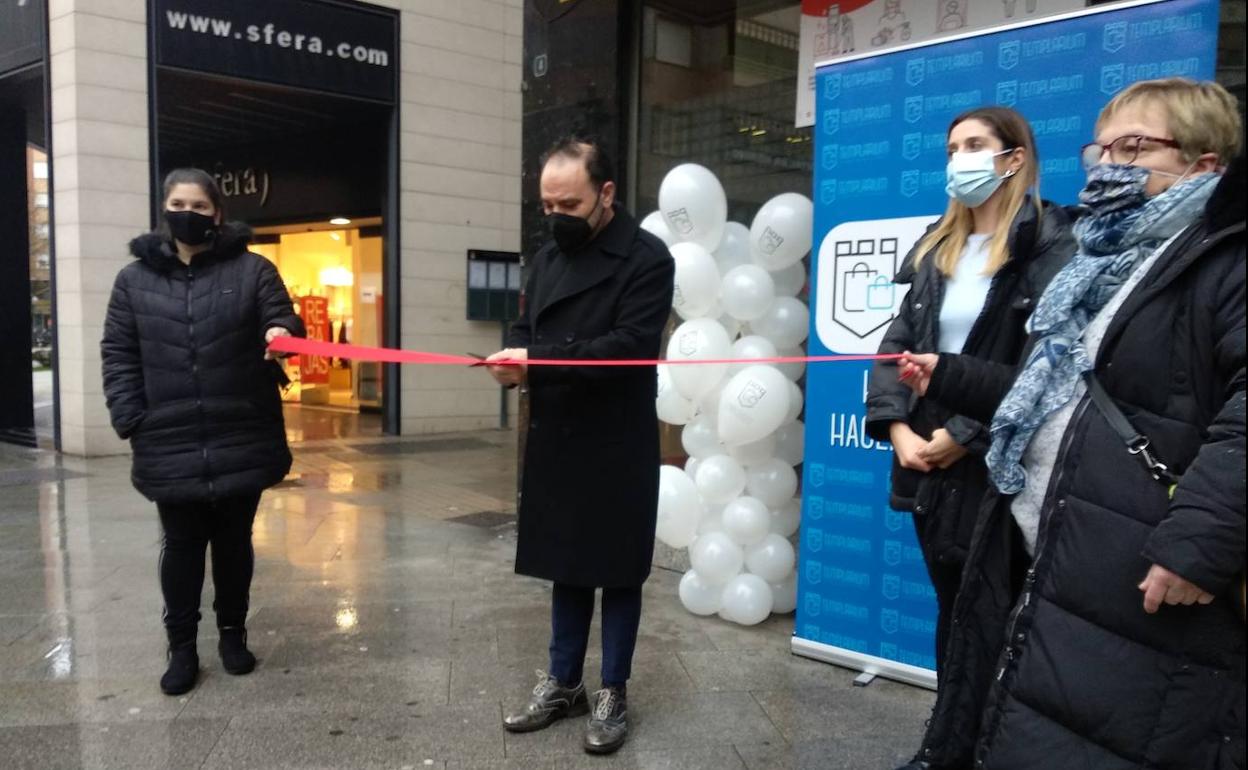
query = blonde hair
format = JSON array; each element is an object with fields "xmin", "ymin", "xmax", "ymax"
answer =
[
  {"xmin": 1097, "ymin": 78, "xmax": 1242, "ymax": 163},
  {"xmin": 913, "ymin": 107, "xmax": 1041, "ymax": 278}
]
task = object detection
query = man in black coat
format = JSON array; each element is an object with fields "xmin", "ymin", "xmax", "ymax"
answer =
[{"xmin": 484, "ymin": 136, "xmax": 674, "ymax": 755}]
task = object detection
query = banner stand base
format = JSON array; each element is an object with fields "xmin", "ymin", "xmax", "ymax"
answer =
[{"xmin": 791, "ymin": 637, "xmax": 937, "ymax": 691}]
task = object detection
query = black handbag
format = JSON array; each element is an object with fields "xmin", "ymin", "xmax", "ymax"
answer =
[{"xmin": 1084, "ymin": 371, "xmax": 1245, "ymax": 620}]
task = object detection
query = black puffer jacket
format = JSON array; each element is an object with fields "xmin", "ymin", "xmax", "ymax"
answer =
[
  {"xmin": 101, "ymin": 222, "xmax": 305, "ymax": 504},
  {"xmin": 916, "ymin": 160, "xmax": 1245, "ymax": 770},
  {"xmin": 866, "ymin": 198, "xmax": 1075, "ymax": 563}
]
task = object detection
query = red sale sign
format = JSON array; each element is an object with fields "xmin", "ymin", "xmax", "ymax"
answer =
[{"xmin": 300, "ymin": 296, "xmax": 331, "ymax": 385}]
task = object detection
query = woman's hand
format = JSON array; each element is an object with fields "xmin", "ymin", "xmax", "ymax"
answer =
[
  {"xmin": 264, "ymin": 326, "xmax": 292, "ymax": 360},
  {"xmin": 1138, "ymin": 564, "xmax": 1214, "ymax": 614},
  {"xmin": 918, "ymin": 428, "xmax": 969, "ymax": 469},
  {"xmin": 485, "ymin": 348, "xmax": 528, "ymax": 387},
  {"xmin": 898, "ymin": 351, "xmax": 939, "ymax": 396},
  {"xmin": 890, "ymin": 422, "xmax": 933, "ymax": 472}
]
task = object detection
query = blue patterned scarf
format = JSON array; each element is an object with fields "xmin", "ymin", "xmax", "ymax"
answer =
[{"xmin": 985, "ymin": 169, "xmax": 1219, "ymax": 494}]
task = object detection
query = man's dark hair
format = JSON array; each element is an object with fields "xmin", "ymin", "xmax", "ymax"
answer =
[{"xmin": 540, "ymin": 134, "xmax": 616, "ymax": 189}]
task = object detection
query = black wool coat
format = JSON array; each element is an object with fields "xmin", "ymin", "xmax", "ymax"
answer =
[
  {"xmin": 866, "ymin": 198, "xmax": 1075, "ymax": 564},
  {"xmin": 101, "ymin": 222, "xmax": 305, "ymax": 504},
  {"xmin": 915, "ymin": 159, "xmax": 1246, "ymax": 770},
  {"xmin": 507, "ymin": 206, "xmax": 675, "ymax": 588}
]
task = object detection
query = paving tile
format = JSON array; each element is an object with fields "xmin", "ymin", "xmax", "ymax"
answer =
[{"xmin": 0, "ymin": 717, "xmax": 229, "ymax": 770}]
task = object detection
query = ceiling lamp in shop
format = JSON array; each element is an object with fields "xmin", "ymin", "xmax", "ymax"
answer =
[
  {"xmin": 319, "ymin": 267, "xmax": 355, "ymax": 287},
  {"xmin": 330, "ymin": 217, "xmax": 351, "ymax": 225}
]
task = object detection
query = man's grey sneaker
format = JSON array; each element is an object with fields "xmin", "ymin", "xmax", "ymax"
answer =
[
  {"xmin": 583, "ymin": 686, "xmax": 628, "ymax": 755},
  {"xmin": 502, "ymin": 671, "xmax": 589, "ymax": 733}
]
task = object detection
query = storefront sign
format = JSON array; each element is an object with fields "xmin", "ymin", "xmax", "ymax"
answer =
[
  {"xmin": 152, "ymin": 0, "xmax": 397, "ymax": 101},
  {"xmin": 300, "ymin": 295, "xmax": 331, "ymax": 385},
  {"xmin": 797, "ymin": 0, "xmax": 1219, "ymax": 687},
  {"xmin": 0, "ymin": 0, "xmax": 45, "ymax": 78},
  {"xmin": 212, "ymin": 163, "xmax": 270, "ymax": 207},
  {"xmin": 795, "ymin": 0, "xmax": 1086, "ymax": 127}
]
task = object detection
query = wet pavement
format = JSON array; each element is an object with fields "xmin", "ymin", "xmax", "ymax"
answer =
[{"xmin": 0, "ymin": 429, "xmax": 932, "ymax": 769}]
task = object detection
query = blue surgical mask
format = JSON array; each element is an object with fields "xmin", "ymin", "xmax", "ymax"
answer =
[{"xmin": 945, "ymin": 149, "xmax": 1015, "ymax": 208}]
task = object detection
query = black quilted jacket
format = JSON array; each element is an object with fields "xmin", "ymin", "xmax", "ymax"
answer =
[{"xmin": 101, "ymin": 222, "xmax": 305, "ymax": 503}]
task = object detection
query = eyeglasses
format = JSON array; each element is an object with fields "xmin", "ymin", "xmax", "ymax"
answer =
[{"xmin": 1080, "ymin": 135, "xmax": 1182, "ymax": 170}]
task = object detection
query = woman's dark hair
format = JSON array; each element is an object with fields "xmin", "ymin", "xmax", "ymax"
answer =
[{"xmin": 158, "ymin": 167, "xmax": 225, "ymax": 239}]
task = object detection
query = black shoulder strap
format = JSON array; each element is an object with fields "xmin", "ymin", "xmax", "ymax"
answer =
[{"xmin": 1083, "ymin": 371, "xmax": 1178, "ymax": 486}]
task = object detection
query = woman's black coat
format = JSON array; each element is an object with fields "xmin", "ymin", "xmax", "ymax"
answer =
[
  {"xmin": 915, "ymin": 160, "xmax": 1245, "ymax": 770},
  {"xmin": 102, "ymin": 222, "xmax": 305, "ymax": 504},
  {"xmin": 866, "ymin": 198, "xmax": 1075, "ymax": 564},
  {"xmin": 507, "ymin": 207, "xmax": 675, "ymax": 588}
]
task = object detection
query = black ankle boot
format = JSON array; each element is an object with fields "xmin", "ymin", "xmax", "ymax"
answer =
[
  {"xmin": 218, "ymin": 627, "xmax": 256, "ymax": 675},
  {"xmin": 160, "ymin": 627, "xmax": 199, "ymax": 695}
]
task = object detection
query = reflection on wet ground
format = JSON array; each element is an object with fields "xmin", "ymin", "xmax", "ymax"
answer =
[{"xmin": 0, "ymin": 430, "xmax": 931, "ymax": 769}]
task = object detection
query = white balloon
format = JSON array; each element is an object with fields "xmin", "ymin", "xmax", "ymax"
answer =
[
  {"xmin": 772, "ymin": 262, "xmax": 807, "ymax": 297},
  {"xmin": 695, "ymin": 455, "xmax": 747, "ymax": 505},
  {"xmin": 775, "ymin": 347, "xmax": 806, "ymax": 382},
  {"xmin": 727, "ymin": 432, "xmax": 778, "ymax": 467},
  {"xmin": 722, "ymin": 496, "xmax": 771, "ymax": 547},
  {"xmin": 656, "ymin": 466, "xmax": 701, "ymax": 549},
  {"xmin": 656, "ymin": 365, "xmax": 697, "ymax": 426},
  {"xmin": 720, "ymin": 265, "xmax": 776, "ymax": 323},
  {"xmin": 770, "ymin": 497, "xmax": 802, "ymax": 538},
  {"xmin": 694, "ymin": 372, "xmax": 730, "ymax": 418},
  {"xmin": 689, "ymin": 532, "xmax": 744, "ymax": 585},
  {"xmin": 746, "ymin": 459, "xmax": 799, "ymax": 508},
  {"xmin": 770, "ymin": 571, "xmax": 798, "ymax": 614},
  {"xmin": 713, "ymin": 221, "xmax": 752, "ymax": 274},
  {"xmin": 720, "ymin": 574, "xmax": 774, "ymax": 625},
  {"xmin": 785, "ymin": 381, "xmax": 804, "ymax": 424},
  {"xmin": 670, "ymin": 242, "xmax": 721, "ymax": 319},
  {"xmin": 679, "ymin": 570, "xmax": 723, "ymax": 616},
  {"xmin": 728, "ymin": 335, "xmax": 778, "ymax": 376},
  {"xmin": 684, "ymin": 455, "xmax": 703, "ymax": 479},
  {"xmin": 681, "ymin": 413, "xmax": 724, "ymax": 459},
  {"xmin": 745, "ymin": 533, "xmax": 796, "ymax": 583},
  {"xmin": 749, "ymin": 193, "xmax": 813, "ymax": 271},
  {"xmin": 660, "ymin": 163, "xmax": 728, "ymax": 252},
  {"xmin": 750, "ymin": 297, "xmax": 810, "ymax": 349},
  {"xmin": 666, "ymin": 318, "xmax": 733, "ymax": 400},
  {"xmin": 698, "ymin": 504, "xmax": 726, "ymax": 535},
  {"xmin": 717, "ymin": 365, "xmax": 790, "ymax": 447},
  {"xmin": 773, "ymin": 420, "xmax": 805, "ymax": 467},
  {"xmin": 641, "ymin": 210, "xmax": 678, "ymax": 248}
]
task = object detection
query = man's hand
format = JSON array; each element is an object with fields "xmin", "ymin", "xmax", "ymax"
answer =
[
  {"xmin": 1138, "ymin": 564, "xmax": 1215, "ymax": 614},
  {"xmin": 918, "ymin": 428, "xmax": 969, "ymax": 469},
  {"xmin": 897, "ymin": 351, "xmax": 939, "ymax": 397},
  {"xmin": 889, "ymin": 422, "xmax": 933, "ymax": 472},
  {"xmin": 264, "ymin": 326, "xmax": 292, "ymax": 360},
  {"xmin": 485, "ymin": 348, "xmax": 528, "ymax": 387}
]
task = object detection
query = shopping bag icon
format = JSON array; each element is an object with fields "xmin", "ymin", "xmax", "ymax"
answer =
[
  {"xmin": 840, "ymin": 262, "xmax": 877, "ymax": 313},
  {"xmin": 866, "ymin": 275, "xmax": 895, "ymax": 310}
]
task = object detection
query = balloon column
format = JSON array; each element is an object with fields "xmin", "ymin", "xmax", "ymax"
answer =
[{"xmin": 647, "ymin": 163, "xmax": 813, "ymax": 626}]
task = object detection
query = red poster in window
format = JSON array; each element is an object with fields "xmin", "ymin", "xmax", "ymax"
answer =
[{"xmin": 300, "ymin": 296, "xmax": 331, "ymax": 385}]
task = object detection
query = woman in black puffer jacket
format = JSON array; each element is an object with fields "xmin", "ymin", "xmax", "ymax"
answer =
[
  {"xmin": 866, "ymin": 107, "xmax": 1075, "ymax": 682},
  {"xmin": 101, "ymin": 168, "xmax": 305, "ymax": 696}
]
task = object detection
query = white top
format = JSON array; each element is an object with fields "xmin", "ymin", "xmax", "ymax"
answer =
[{"xmin": 938, "ymin": 234, "xmax": 993, "ymax": 354}]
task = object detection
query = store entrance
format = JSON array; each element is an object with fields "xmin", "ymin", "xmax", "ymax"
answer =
[
  {"xmin": 251, "ymin": 219, "xmax": 385, "ymax": 440},
  {"xmin": 0, "ymin": 62, "xmax": 51, "ymax": 449},
  {"xmin": 155, "ymin": 68, "xmax": 397, "ymax": 441}
]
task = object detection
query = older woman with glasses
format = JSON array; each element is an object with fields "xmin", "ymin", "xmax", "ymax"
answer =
[{"xmin": 894, "ymin": 78, "xmax": 1245, "ymax": 770}]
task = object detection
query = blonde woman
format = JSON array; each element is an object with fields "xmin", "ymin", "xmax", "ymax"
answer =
[
  {"xmin": 897, "ymin": 79, "xmax": 1244, "ymax": 770},
  {"xmin": 866, "ymin": 107, "xmax": 1075, "ymax": 683}
]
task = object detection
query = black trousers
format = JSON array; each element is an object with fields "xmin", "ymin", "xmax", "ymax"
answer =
[
  {"xmin": 914, "ymin": 510, "xmax": 964, "ymax": 682},
  {"xmin": 548, "ymin": 583, "xmax": 643, "ymax": 689},
  {"xmin": 156, "ymin": 493, "xmax": 261, "ymax": 637}
]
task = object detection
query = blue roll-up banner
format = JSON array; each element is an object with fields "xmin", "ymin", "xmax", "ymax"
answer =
[{"xmin": 794, "ymin": 0, "xmax": 1219, "ymax": 688}]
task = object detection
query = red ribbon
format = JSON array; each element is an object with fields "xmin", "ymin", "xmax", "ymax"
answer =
[{"xmin": 269, "ymin": 336, "xmax": 901, "ymax": 367}]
